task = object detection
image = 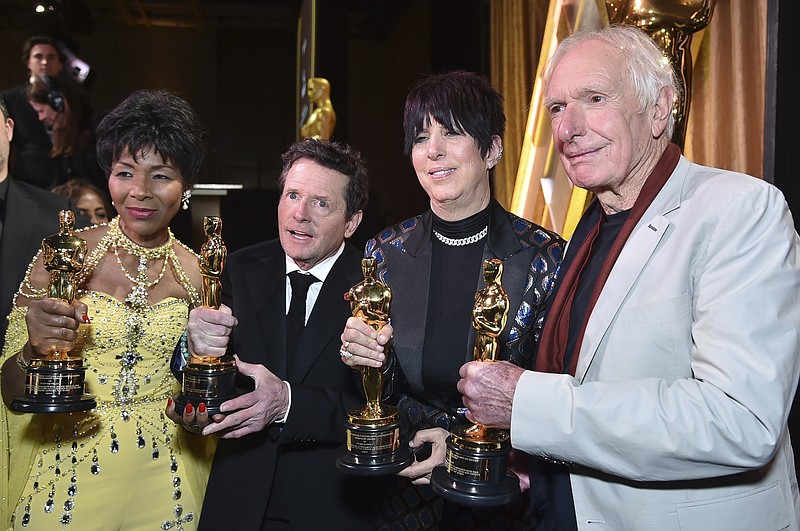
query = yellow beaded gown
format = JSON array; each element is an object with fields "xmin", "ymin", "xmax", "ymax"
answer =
[{"xmin": 0, "ymin": 221, "xmax": 214, "ymax": 531}]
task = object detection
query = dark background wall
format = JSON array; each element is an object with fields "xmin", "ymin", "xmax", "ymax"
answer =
[
  {"xmin": 768, "ymin": 0, "xmax": 800, "ymax": 475},
  {"xmin": 5, "ymin": 0, "xmax": 794, "ymax": 241},
  {"xmin": 771, "ymin": 0, "xmax": 799, "ymax": 231},
  {"xmin": 0, "ymin": 0, "xmax": 490, "ymax": 252}
]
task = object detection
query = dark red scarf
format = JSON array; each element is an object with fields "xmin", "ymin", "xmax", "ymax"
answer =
[{"xmin": 536, "ymin": 143, "xmax": 680, "ymax": 375}]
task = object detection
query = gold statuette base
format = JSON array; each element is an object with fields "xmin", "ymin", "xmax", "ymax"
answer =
[
  {"xmin": 336, "ymin": 404, "xmax": 414, "ymax": 476},
  {"xmin": 10, "ymin": 358, "xmax": 96, "ymax": 413},
  {"xmin": 430, "ymin": 424, "xmax": 519, "ymax": 507},
  {"xmin": 174, "ymin": 355, "xmax": 237, "ymax": 417}
]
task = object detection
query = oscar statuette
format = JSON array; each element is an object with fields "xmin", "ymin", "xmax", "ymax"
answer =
[
  {"xmin": 336, "ymin": 257, "xmax": 413, "ymax": 475},
  {"xmin": 431, "ymin": 259, "xmax": 519, "ymax": 506},
  {"xmin": 11, "ymin": 210, "xmax": 97, "ymax": 413},
  {"xmin": 174, "ymin": 216, "xmax": 237, "ymax": 417},
  {"xmin": 605, "ymin": 0, "xmax": 716, "ymax": 149}
]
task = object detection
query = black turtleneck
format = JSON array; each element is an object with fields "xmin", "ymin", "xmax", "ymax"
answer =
[{"xmin": 422, "ymin": 204, "xmax": 491, "ymax": 403}]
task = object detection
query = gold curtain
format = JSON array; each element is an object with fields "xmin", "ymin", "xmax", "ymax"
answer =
[
  {"xmin": 489, "ymin": 0, "xmax": 551, "ymax": 211},
  {"xmin": 491, "ymin": 0, "xmax": 768, "ymax": 228},
  {"xmin": 684, "ymin": 1, "xmax": 767, "ymax": 178}
]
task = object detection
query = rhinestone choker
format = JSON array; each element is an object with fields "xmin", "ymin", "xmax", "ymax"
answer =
[{"xmin": 433, "ymin": 225, "xmax": 488, "ymax": 247}]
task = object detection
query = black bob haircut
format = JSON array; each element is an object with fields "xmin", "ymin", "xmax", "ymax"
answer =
[{"xmin": 402, "ymin": 70, "xmax": 505, "ymax": 158}]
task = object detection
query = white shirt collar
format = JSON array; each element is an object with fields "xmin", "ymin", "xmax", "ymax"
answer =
[{"xmin": 284, "ymin": 242, "xmax": 345, "ymax": 281}]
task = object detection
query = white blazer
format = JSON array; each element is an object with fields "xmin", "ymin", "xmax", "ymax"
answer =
[{"xmin": 512, "ymin": 156, "xmax": 800, "ymax": 530}]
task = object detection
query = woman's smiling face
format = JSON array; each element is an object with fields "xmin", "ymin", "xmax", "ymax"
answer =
[{"xmin": 107, "ymin": 148, "xmax": 184, "ymax": 246}]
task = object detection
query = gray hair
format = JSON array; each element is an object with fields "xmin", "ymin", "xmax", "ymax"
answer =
[{"xmin": 543, "ymin": 25, "xmax": 681, "ymax": 138}]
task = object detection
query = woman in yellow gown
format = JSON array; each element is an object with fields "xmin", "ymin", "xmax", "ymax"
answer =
[{"xmin": 0, "ymin": 90, "xmax": 214, "ymax": 530}]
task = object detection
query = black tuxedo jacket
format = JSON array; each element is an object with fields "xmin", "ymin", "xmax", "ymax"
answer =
[
  {"xmin": 198, "ymin": 240, "xmax": 381, "ymax": 531},
  {"xmin": 0, "ymin": 177, "xmax": 76, "ymax": 346}
]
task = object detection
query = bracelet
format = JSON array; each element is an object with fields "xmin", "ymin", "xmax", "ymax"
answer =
[
  {"xmin": 179, "ymin": 330, "xmax": 190, "ymax": 362},
  {"xmin": 16, "ymin": 349, "xmax": 30, "ymax": 371}
]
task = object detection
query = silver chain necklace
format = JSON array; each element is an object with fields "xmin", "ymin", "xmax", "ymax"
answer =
[{"xmin": 432, "ymin": 225, "xmax": 488, "ymax": 246}]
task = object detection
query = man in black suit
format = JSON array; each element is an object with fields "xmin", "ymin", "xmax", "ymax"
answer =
[
  {"xmin": 169, "ymin": 139, "xmax": 379, "ymax": 530},
  {"xmin": 0, "ymin": 36, "xmax": 64, "ymax": 189},
  {"xmin": 0, "ymin": 97, "xmax": 82, "ymax": 351}
]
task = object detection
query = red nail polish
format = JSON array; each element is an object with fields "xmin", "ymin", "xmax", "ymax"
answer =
[
  {"xmin": 185, "ymin": 403, "xmax": 193, "ymax": 414},
  {"xmin": 198, "ymin": 403, "xmax": 206, "ymax": 414},
  {"xmin": 82, "ymin": 315, "xmax": 90, "ymax": 323},
  {"xmin": 167, "ymin": 398, "xmax": 173, "ymax": 407}
]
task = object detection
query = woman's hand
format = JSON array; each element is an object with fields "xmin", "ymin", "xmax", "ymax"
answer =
[
  {"xmin": 26, "ymin": 297, "xmax": 88, "ymax": 357},
  {"xmin": 339, "ymin": 317, "xmax": 392, "ymax": 369},
  {"xmin": 508, "ymin": 448, "xmax": 531, "ymax": 492},
  {"xmin": 164, "ymin": 397, "xmax": 211, "ymax": 434},
  {"xmin": 397, "ymin": 427, "xmax": 449, "ymax": 485}
]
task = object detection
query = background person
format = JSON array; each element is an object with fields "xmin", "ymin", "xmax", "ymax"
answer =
[
  {"xmin": 458, "ymin": 25, "xmax": 800, "ymax": 530},
  {"xmin": 167, "ymin": 139, "xmax": 382, "ymax": 530},
  {"xmin": 0, "ymin": 36, "xmax": 64, "ymax": 188},
  {"xmin": 51, "ymin": 177, "xmax": 113, "ymax": 225},
  {"xmin": 0, "ymin": 90, "xmax": 214, "ymax": 530},
  {"xmin": 28, "ymin": 74, "xmax": 104, "ymax": 190},
  {"xmin": 339, "ymin": 70, "xmax": 564, "ymax": 528}
]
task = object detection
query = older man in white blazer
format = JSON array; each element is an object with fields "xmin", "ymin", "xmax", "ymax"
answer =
[{"xmin": 458, "ymin": 26, "xmax": 800, "ymax": 530}]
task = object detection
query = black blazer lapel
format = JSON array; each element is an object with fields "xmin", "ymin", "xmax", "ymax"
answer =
[
  {"xmin": 242, "ymin": 245, "xmax": 288, "ymax": 377},
  {"xmin": 386, "ymin": 212, "xmax": 433, "ymax": 397}
]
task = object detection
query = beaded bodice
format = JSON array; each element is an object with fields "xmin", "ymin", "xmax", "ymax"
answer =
[
  {"xmin": 4, "ymin": 294, "xmax": 199, "ymax": 530},
  {"xmin": 78, "ymin": 291, "xmax": 187, "ymax": 404}
]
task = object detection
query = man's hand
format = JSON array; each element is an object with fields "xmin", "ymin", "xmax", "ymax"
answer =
[
  {"xmin": 457, "ymin": 360, "xmax": 525, "ymax": 430},
  {"xmin": 186, "ymin": 304, "xmax": 237, "ymax": 358},
  {"xmin": 201, "ymin": 356, "xmax": 289, "ymax": 439},
  {"xmin": 397, "ymin": 427, "xmax": 449, "ymax": 485},
  {"xmin": 339, "ymin": 316, "xmax": 391, "ymax": 369}
]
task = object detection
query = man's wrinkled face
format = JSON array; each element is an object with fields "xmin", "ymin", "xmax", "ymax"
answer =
[
  {"xmin": 277, "ymin": 158, "xmax": 361, "ymax": 271},
  {"xmin": 545, "ymin": 40, "xmax": 656, "ymax": 198}
]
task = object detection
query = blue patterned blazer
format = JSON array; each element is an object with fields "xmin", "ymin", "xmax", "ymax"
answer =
[{"xmin": 364, "ymin": 200, "xmax": 564, "ymax": 434}]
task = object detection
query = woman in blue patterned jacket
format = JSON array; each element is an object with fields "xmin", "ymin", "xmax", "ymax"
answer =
[{"xmin": 340, "ymin": 70, "xmax": 564, "ymax": 528}]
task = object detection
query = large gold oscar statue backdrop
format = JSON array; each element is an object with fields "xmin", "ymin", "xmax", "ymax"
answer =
[
  {"xmin": 510, "ymin": 0, "xmax": 715, "ymax": 238},
  {"xmin": 606, "ymin": 0, "xmax": 716, "ymax": 149}
]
